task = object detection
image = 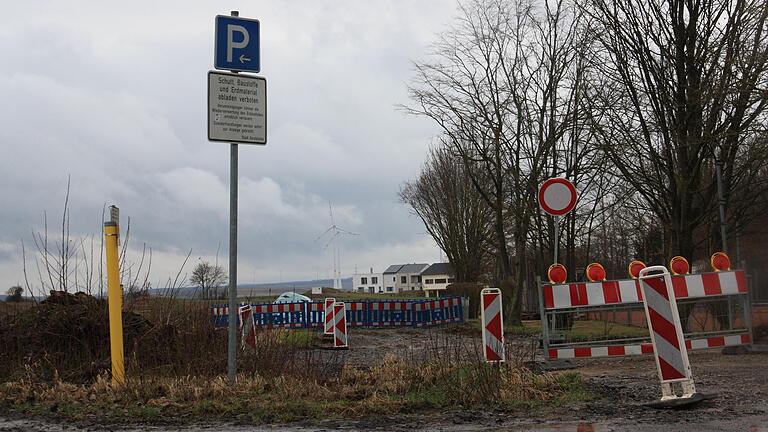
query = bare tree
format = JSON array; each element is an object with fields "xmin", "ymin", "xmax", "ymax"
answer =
[
  {"xmin": 583, "ymin": 0, "xmax": 768, "ymax": 258},
  {"xmin": 190, "ymin": 260, "xmax": 228, "ymax": 300},
  {"xmin": 404, "ymin": 0, "xmax": 590, "ymax": 321},
  {"xmin": 400, "ymin": 144, "xmax": 492, "ymax": 282},
  {"xmin": 5, "ymin": 286, "xmax": 23, "ymax": 302}
]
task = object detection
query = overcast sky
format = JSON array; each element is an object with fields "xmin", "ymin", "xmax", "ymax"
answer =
[{"xmin": 0, "ymin": 1, "xmax": 459, "ymax": 291}]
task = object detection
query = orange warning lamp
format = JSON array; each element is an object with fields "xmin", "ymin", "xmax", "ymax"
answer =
[
  {"xmin": 669, "ymin": 256, "xmax": 690, "ymax": 275},
  {"xmin": 628, "ymin": 260, "xmax": 646, "ymax": 279},
  {"xmin": 547, "ymin": 263, "xmax": 567, "ymax": 284},
  {"xmin": 586, "ymin": 262, "xmax": 606, "ymax": 282},
  {"xmin": 711, "ymin": 252, "xmax": 731, "ymax": 272}
]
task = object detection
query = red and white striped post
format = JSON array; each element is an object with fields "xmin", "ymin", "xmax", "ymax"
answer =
[
  {"xmin": 639, "ymin": 266, "xmax": 698, "ymax": 404},
  {"xmin": 238, "ymin": 304, "xmax": 257, "ymax": 350},
  {"xmin": 481, "ymin": 288, "xmax": 505, "ymax": 362},
  {"xmin": 333, "ymin": 301, "xmax": 348, "ymax": 349},
  {"xmin": 323, "ymin": 297, "xmax": 336, "ymax": 336}
]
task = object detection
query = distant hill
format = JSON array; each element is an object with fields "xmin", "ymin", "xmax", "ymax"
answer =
[{"xmin": 148, "ymin": 277, "xmax": 352, "ymax": 299}]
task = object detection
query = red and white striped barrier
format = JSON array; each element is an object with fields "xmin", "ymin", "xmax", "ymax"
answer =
[
  {"xmin": 481, "ymin": 288, "xmax": 505, "ymax": 362},
  {"xmin": 639, "ymin": 266, "xmax": 698, "ymax": 402},
  {"xmin": 548, "ymin": 334, "xmax": 752, "ymax": 359},
  {"xmin": 333, "ymin": 301, "xmax": 348, "ymax": 349},
  {"xmin": 542, "ymin": 270, "xmax": 747, "ymax": 310},
  {"xmin": 238, "ymin": 305, "xmax": 257, "ymax": 350},
  {"xmin": 324, "ymin": 297, "xmax": 336, "ymax": 336}
]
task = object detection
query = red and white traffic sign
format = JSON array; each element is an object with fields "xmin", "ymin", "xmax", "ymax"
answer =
[{"xmin": 538, "ymin": 178, "xmax": 577, "ymax": 216}]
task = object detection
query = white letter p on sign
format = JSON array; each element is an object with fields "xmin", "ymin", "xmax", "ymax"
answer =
[{"xmin": 227, "ymin": 24, "xmax": 249, "ymax": 62}]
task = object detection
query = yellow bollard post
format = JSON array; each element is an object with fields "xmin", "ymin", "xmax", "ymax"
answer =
[{"xmin": 104, "ymin": 218, "xmax": 125, "ymax": 386}]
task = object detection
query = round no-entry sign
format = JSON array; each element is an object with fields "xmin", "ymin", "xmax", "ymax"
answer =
[{"xmin": 538, "ymin": 178, "xmax": 577, "ymax": 216}]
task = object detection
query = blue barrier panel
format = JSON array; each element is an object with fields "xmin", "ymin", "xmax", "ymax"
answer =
[
  {"xmin": 368, "ymin": 300, "xmax": 413, "ymax": 326},
  {"xmin": 413, "ymin": 297, "xmax": 465, "ymax": 327},
  {"xmin": 210, "ymin": 303, "xmax": 247, "ymax": 327},
  {"xmin": 211, "ymin": 297, "xmax": 464, "ymax": 329},
  {"xmin": 307, "ymin": 301, "xmax": 325, "ymax": 328},
  {"xmin": 346, "ymin": 301, "xmax": 367, "ymax": 327},
  {"xmin": 251, "ymin": 302, "xmax": 307, "ymax": 328}
]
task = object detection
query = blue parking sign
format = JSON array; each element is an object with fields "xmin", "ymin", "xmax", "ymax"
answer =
[{"xmin": 215, "ymin": 15, "xmax": 260, "ymax": 73}]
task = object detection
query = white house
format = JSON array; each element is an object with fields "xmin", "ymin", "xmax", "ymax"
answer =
[
  {"xmin": 382, "ymin": 263, "xmax": 430, "ymax": 293},
  {"xmin": 352, "ymin": 268, "xmax": 384, "ymax": 293},
  {"xmin": 421, "ymin": 262, "xmax": 455, "ymax": 297}
]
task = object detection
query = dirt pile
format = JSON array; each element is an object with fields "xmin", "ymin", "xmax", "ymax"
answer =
[{"xmin": 0, "ymin": 291, "xmax": 166, "ymax": 383}]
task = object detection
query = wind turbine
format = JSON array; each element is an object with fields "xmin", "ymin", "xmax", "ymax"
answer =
[{"xmin": 316, "ymin": 203, "xmax": 358, "ymax": 291}]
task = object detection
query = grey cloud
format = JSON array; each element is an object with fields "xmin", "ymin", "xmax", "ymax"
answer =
[{"xmin": 0, "ymin": 1, "xmax": 456, "ymax": 288}]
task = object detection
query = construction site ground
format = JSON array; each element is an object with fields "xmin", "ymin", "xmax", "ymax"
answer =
[{"xmin": 1, "ymin": 325, "xmax": 766, "ymax": 431}]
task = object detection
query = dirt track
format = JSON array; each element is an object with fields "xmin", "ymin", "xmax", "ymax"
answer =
[{"xmin": 317, "ymin": 326, "xmax": 768, "ymax": 430}]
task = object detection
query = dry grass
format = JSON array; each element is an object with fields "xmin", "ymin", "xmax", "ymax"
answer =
[
  {"xmin": 0, "ymin": 352, "xmax": 585, "ymax": 424},
  {"xmin": 0, "ymin": 295, "xmax": 591, "ymax": 425}
]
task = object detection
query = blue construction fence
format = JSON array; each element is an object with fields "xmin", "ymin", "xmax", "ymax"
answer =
[{"xmin": 211, "ymin": 296, "xmax": 465, "ymax": 329}]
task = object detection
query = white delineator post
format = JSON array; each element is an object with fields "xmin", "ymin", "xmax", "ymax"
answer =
[
  {"xmin": 639, "ymin": 266, "xmax": 697, "ymax": 401},
  {"xmin": 481, "ymin": 288, "xmax": 505, "ymax": 362},
  {"xmin": 333, "ymin": 301, "xmax": 348, "ymax": 349},
  {"xmin": 324, "ymin": 297, "xmax": 336, "ymax": 336}
]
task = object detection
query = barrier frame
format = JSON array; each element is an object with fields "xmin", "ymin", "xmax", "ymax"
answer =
[{"xmin": 538, "ymin": 270, "xmax": 753, "ymax": 362}]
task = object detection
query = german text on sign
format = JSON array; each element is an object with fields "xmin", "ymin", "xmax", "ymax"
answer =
[{"xmin": 208, "ymin": 71, "xmax": 267, "ymax": 145}]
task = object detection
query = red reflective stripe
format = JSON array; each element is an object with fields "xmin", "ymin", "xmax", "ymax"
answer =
[
  {"xmin": 548, "ymin": 349, "xmax": 558, "ymax": 359},
  {"xmin": 485, "ymin": 314, "xmax": 502, "ymax": 341},
  {"xmin": 574, "ymin": 348, "xmax": 591, "ymax": 357},
  {"xmin": 636, "ymin": 280, "xmax": 643, "ymax": 301},
  {"xmin": 603, "ymin": 281, "xmax": 620, "ymax": 304},
  {"xmin": 569, "ymin": 284, "xmax": 588, "ymax": 306},
  {"xmin": 708, "ymin": 336, "xmax": 725, "ymax": 347},
  {"xmin": 543, "ymin": 285, "xmax": 554, "ymax": 309},
  {"xmin": 741, "ymin": 334, "xmax": 751, "ymax": 344},
  {"xmin": 607, "ymin": 346, "xmax": 625, "ymax": 356},
  {"xmin": 641, "ymin": 343, "xmax": 654, "ymax": 354},
  {"xmin": 702, "ymin": 273, "xmax": 721, "ymax": 296},
  {"xmin": 736, "ymin": 271, "xmax": 748, "ymax": 293},
  {"xmin": 486, "ymin": 346, "xmax": 502, "ymax": 361},
  {"xmin": 648, "ymin": 308, "xmax": 680, "ymax": 350},
  {"xmin": 658, "ymin": 356, "xmax": 685, "ymax": 380},
  {"xmin": 645, "ymin": 276, "xmax": 668, "ymax": 300},
  {"xmin": 483, "ymin": 293, "xmax": 497, "ymax": 309},
  {"xmin": 672, "ymin": 275, "xmax": 688, "ymax": 298},
  {"xmin": 685, "ymin": 340, "xmax": 692, "ymax": 349}
]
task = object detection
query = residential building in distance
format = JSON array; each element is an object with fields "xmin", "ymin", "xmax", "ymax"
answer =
[
  {"xmin": 421, "ymin": 262, "xmax": 455, "ymax": 297},
  {"xmin": 382, "ymin": 263, "xmax": 430, "ymax": 293},
  {"xmin": 351, "ymin": 268, "xmax": 383, "ymax": 293},
  {"xmin": 382, "ymin": 264, "xmax": 404, "ymax": 293}
]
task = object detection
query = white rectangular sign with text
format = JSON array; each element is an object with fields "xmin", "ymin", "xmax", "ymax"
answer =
[{"xmin": 207, "ymin": 71, "xmax": 267, "ymax": 145}]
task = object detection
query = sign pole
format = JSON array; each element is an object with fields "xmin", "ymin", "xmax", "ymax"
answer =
[
  {"xmin": 210, "ymin": 8, "xmax": 264, "ymax": 385},
  {"xmin": 553, "ymin": 216, "xmax": 559, "ymax": 265},
  {"xmin": 227, "ymin": 9, "xmax": 240, "ymax": 387}
]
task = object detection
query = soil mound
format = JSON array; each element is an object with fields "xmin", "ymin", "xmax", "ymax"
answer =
[{"xmin": 0, "ymin": 291, "xmax": 163, "ymax": 383}]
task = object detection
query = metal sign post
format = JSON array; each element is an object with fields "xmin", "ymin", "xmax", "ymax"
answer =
[
  {"xmin": 208, "ymin": 10, "xmax": 267, "ymax": 386},
  {"xmin": 227, "ymin": 137, "xmax": 238, "ymax": 386}
]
